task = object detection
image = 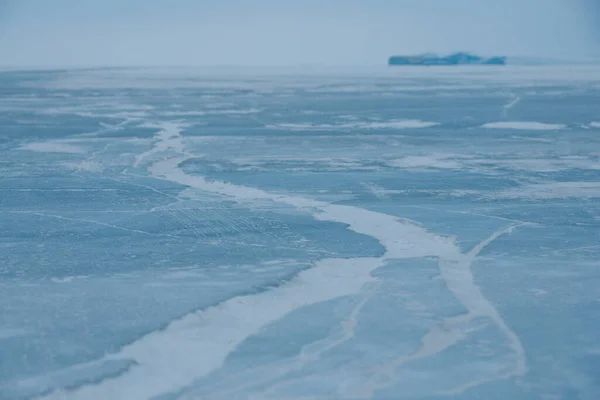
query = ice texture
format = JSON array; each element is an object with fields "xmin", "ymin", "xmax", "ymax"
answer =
[{"xmin": 1, "ymin": 66, "xmax": 600, "ymax": 400}]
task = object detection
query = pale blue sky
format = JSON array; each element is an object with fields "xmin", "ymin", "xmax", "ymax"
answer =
[{"xmin": 0, "ymin": 0, "xmax": 598, "ymax": 67}]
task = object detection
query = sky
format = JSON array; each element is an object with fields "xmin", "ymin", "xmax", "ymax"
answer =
[{"xmin": 0, "ymin": 0, "xmax": 598, "ymax": 67}]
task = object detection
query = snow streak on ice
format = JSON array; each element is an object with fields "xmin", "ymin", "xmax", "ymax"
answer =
[{"xmin": 39, "ymin": 122, "xmax": 526, "ymax": 400}]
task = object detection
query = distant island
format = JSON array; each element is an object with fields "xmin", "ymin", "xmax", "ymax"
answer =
[{"xmin": 388, "ymin": 52, "xmax": 507, "ymax": 66}]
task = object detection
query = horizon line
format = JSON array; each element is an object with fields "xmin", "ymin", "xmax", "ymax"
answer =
[{"xmin": 2, "ymin": 57, "xmax": 600, "ymax": 73}]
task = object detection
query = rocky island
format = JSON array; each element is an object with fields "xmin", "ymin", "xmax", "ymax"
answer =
[{"xmin": 388, "ymin": 52, "xmax": 507, "ymax": 66}]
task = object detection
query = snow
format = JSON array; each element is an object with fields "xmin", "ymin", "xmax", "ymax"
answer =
[
  {"xmin": 20, "ymin": 142, "xmax": 87, "ymax": 154},
  {"xmin": 481, "ymin": 121, "xmax": 566, "ymax": 130}
]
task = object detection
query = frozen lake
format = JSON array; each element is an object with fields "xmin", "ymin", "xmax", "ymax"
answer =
[{"xmin": 1, "ymin": 66, "xmax": 600, "ymax": 399}]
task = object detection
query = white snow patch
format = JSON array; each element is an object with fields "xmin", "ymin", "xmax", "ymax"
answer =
[
  {"xmin": 361, "ymin": 120, "xmax": 439, "ymax": 129},
  {"xmin": 481, "ymin": 121, "xmax": 566, "ymax": 130},
  {"xmin": 389, "ymin": 155, "xmax": 462, "ymax": 170},
  {"xmin": 20, "ymin": 142, "xmax": 87, "ymax": 154},
  {"xmin": 160, "ymin": 108, "xmax": 261, "ymax": 117},
  {"xmin": 133, "ymin": 121, "xmax": 190, "ymax": 167},
  {"xmin": 502, "ymin": 94, "xmax": 521, "ymax": 116},
  {"xmin": 62, "ymin": 160, "xmax": 104, "ymax": 172},
  {"xmin": 529, "ymin": 288, "xmax": 548, "ymax": 296},
  {"xmin": 0, "ymin": 327, "xmax": 30, "ymax": 340},
  {"xmin": 50, "ymin": 276, "xmax": 91, "ymax": 284},
  {"xmin": 360, "ymin": 182, "xmax": 395, "ymax": 199}
]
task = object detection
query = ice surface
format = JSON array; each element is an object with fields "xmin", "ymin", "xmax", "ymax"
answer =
[
  {"xmin": 494, "ymin": 182, "xmax": 600, "ymax": 199},
  {"xmin": 1, "ymin": 66, "xmax": 600, "ymax": 400}
]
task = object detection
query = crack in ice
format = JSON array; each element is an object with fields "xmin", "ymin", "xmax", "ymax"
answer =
[
  {"xmin": 503, "ymin": 93, "xmax": 521, "ymax": 116},
  {"xmin": 38, "ymin": 121, "xmax": 526, "ymax": 400},
  {"xmin": 350, "ymin": 224, "xmax": 527, "ymax": 398}
]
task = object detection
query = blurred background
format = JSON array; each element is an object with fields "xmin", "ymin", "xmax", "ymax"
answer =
[{"xmin": 0, "ymin": 0, "xmax": 599, "ymax": 68}]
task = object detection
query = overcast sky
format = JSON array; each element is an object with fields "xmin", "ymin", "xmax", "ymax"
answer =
[{"xmin": 0, "ymin": 0, "xmax": 598, "ymax": 67}]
